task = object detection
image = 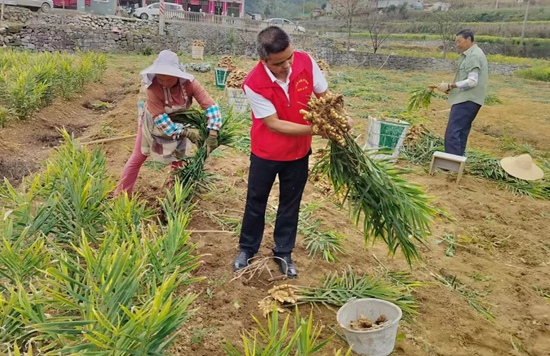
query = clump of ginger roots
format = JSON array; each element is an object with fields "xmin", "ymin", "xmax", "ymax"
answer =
[{"xmin": 300, "ymin": 93, "xmax": 350, "ymax": 147}]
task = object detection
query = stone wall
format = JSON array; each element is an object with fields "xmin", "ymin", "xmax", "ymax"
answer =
[
  {"xmin": 6, "ymin": 23, "xmax": 261, "ymax": 55},
  {"xmin": 0, "ymin": 9, "xmax": 524, "ymax": 76},
  {"xmin": 27, "ymin": 11, "xmax": 158, "ymax": 32},
  {"xmin": 0, "ymin": 5, "xmax": 38, "ymax": 23}
]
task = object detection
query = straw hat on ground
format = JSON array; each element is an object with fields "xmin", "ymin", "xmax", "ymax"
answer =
[{"xmin": 500, "ymin": 154, "xmax": 544, "ymax": 181}]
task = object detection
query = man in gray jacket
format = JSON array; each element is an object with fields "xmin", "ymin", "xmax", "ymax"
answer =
[{"xmin": 433, "ymin": 29, "xmax": 488, "ymax": 156}]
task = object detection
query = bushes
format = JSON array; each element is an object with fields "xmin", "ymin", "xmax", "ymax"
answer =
[
  {"xmin": 387, "ymin": 22, "xmax": 550, "ymax": 39},
  {"xmin": 409, "ymin": 7, "xmax": 550, "ymax": 23},
  {"xmin": 515, "ymin": 66, "xmax": 550, "ymax": 82},
  {"xmin": 0, "ymin": 50, "xmax": 106, "ymax": 122}
]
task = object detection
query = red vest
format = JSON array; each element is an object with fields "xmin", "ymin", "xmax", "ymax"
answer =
[{"xmin": 243, "ymin": 51, "xmax": 313, "ymax": 161}]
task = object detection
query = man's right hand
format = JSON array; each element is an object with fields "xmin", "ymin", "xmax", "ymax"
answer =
[
  {"xmin": 345, "ymin": 115, "xmax": 353, "ymax": 130},
  {"xmin": 431, "ymin": 82, "xmax": 451, "ymax": 94}
]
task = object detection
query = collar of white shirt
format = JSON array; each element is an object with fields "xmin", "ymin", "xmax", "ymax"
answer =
[{"xmin": 263, "ymin": 64, "xmax": 292, "ymax": 84}]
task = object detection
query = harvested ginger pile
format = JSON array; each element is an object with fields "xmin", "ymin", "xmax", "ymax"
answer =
[
  {"xmin": 349, "ymin": 314, "xmax": 388, "ymax": 331},
  {"xmin": 192, "ymin": 40, "xmax": 205, "ymax": 47},
  {"xmin": 317, "ymin": 59, "xmax": 330, "ymax": 71},
  {"xmin": 258, "ymin": 284, "xmax": 300, "ymax": 318},
  {"xmin": 217, "ymin": 55, "xmax": 234, "ymax": 68},
  {"xmin": 226, "ymin": 69, "xmax": 248, "ymax": 88}
]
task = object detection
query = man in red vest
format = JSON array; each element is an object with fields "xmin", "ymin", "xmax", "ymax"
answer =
[{"xmin": 233, "ymin": 26, "xmax": 346, "ymax": 278}]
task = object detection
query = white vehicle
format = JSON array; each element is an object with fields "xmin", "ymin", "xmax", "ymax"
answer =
[
  {"xmin": 134, "ymin": 2, "xmax": 184, "ymax": 20},
  {"xmin": 265, "ymin": 18, "xmax": 305, "ymax": 33},
  {"xmin": 4, "ymin": 0, "xmax": 53, "ymax": 12}
]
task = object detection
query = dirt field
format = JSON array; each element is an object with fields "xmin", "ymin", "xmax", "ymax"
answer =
[{"xmin": 1, "ymin": 53, "xmax": 549, "ymax": 356}]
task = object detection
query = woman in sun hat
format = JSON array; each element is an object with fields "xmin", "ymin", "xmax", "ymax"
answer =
[
  {"xmin": 115, "ymin": 50, "xmax": 222, "ymax": 196},
  {"xmin": 500, "ymin": 154, "xmax": 544, "ymax": 181}
]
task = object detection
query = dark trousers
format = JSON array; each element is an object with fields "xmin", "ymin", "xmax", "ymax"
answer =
[
  {"xmin": 239, "ymin": 151, "xmax": 310, "ymax": 257},
  {"xmin": 445, "ymin": 101, "xmax": 482, "ymax": 156}
]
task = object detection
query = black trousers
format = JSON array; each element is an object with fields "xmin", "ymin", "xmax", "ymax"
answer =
[
  {"xmin": 239, "ymin": 151, "xmax": 310, "ymax": 257},
  {"xmin": 445, "ymin": 101, "xmax": 482, "ymax": 156}
]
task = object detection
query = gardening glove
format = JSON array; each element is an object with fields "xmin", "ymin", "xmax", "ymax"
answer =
[
  {"xmin": 181, "ymin": 128, "xmax": 201, "ymax": 145},
  {"xmin": 204, "ymin": 135, "xmax": 219, "ymax": 156},
  {"xmin": 434, "ymin": 82, "xmax": 452, "ymax": 94}
]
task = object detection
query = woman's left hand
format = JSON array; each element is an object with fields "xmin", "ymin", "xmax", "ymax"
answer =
[{"xmin": 205, "ymin": 135, "xmax": 219, "ymax": 156}]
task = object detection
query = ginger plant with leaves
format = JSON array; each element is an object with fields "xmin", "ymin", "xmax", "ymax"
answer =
[
  {"xmin": 299, "ymin": 203, "xmax": 345, "ymax": 263},
  {"xmin": 307, "ymin": 94, "xmax": 437, "ymax": 265},
  {"xmin": 0, "ymin": 131, "xmax": 202, "ymax": 354},
  {"xmin": 223, "ymin": 307, "xmax": 352, "ymax": 356},
  {"xmin": 170, "ymin": 107, "xmax": 243, "ymax": 197}
]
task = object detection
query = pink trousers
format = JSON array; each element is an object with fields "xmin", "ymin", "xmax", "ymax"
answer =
[{"xmin": 115, "ymin": 125, "xmax": 183, "ymax": 196}]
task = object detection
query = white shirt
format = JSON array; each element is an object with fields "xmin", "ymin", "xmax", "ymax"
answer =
[{"xmin": 243, "ymin": 54, "xmax": 328, "ymax": 119}]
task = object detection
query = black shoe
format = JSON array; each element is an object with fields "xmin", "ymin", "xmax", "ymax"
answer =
[
  {"xmin": 233, "ymin": 251, "xmax": 252, "ymax": 272},
  {"xmin": 274, "ymin": 255, "xmax": 297, "ymax": 278}
]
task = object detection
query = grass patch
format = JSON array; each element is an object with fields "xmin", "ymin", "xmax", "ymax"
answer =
[
  {"xmin": 191, "ymin": 328, "xmax": 217, "ymax": 344},
  {"xmin": 375, "ymin": 48, "xmax": 550, "ymax": 68},
  {"xmin": 144, "ymin": 160, "xmax": 167, "ymax": 171},
  {"xmin": 484, "ymin": 93, "xmax": 503, "ymax": 106},
  {"xmin": 299, "ymin": 203, "xmax": 345, "ymax": 263},
  {"xmin": 515, "ymin": 66, "xmax": 550, "ymax": 82},
  {"xmin": 533, "ymin": 286, "xmax": 550, "ymax": 303},
  {"xmin": 432, "ymin": 271, "xmax": 495, "ymax": 321},
  {"xmin": 363, "ymin": 33, "xmax": 550, "ymax": 46}
]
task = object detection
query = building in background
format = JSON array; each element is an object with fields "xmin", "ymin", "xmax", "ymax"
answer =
[
  {"xmin": 141, "ymin": 0, "xmax": 244, "ymax": 17},
  {"xmin": 70, "ymin": 0, "xmax": 244, "ymax": 17},
  {"xmin": 73, "ymin": 0, "xmax": 116, "ymax": 15},
  {"xmin": 427, "ymin": 2, "xmax": 450, "ymax": 11},
  {"xmin": 372, "ymin": 0, "xmax": 407, "ymax": 8}
]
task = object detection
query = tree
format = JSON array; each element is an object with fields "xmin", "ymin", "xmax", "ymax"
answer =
[
  {"xmin": 519, "ymin": 0, "xmax": 530, "ymax": 48},
  {"xmin": 365, "ymin": 9, "xmax": 395, "ymax": 53},
  {"xmin": 264, "ymin": 3, "xmax": 272, "ymax": 17},
  {"xmin": 429, "ymin": 5, "xmax": 465, "ymax": 59},
  {"xmin": 304, "ymin": 2, "xmax": 318, "ymax": 13},
  {"xmin": 332, "ymin": 0, "xmax": 366, "ymax": 51}
]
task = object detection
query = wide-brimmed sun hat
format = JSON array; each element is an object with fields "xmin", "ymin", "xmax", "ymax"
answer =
[
  {"xmin": 140, "ymin": 50, "xmax": 194, "ymax": 87},
  {"xmin": 500, "ymin": 154, "xmax": 544, "ymax": 181}
]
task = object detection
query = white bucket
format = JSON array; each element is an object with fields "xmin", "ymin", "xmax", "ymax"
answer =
[
  {"xmin": 336, "ymin": 298, "xmax": 402, "ymax": 356},
  {"xmin": 226, "ymin": 87, "xmax": 249, "ymax": 113},
  {"xmin": 191, "ymin": 46, "xmax": 204, "ymax": 60}
]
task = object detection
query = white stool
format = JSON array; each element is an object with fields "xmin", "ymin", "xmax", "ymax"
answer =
[{"xmin": 429, "ymin": 151, "xmax": 467, "ymax": 184}]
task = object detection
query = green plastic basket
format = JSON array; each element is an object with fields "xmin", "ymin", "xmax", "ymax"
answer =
[
  {"xmin": 364, "ymin": 116, "xmax": 410, "ymax": 161},
  {"xmin": 215, "ymin": 68, "xmax": 232, "ymax": 89},
  {"xmin": 379, "ymin": 121, "xmax": 408, "ymax": 150}
]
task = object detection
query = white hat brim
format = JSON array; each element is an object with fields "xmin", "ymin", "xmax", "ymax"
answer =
[
  {"xmin": 500, "ymin": 156, "xmax": 544, "ymax": 181},
  {"xmin": 140, "ymin": 64, "xmax": 194, "ymax": 87}
]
